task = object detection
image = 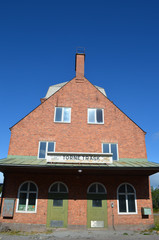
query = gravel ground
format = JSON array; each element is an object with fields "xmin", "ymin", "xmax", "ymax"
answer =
[{"xmin": 0, "ymin": 229, "xmax": 159, "ymax": 240}]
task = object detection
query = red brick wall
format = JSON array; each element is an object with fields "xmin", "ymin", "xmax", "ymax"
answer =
[
  {"xmin": 76, "ymin": 54, "xmax": 85, "ymax": 77},
  {"xmin": 8, "ymin": 77, "xmax": 147, "ymax": 159},
  {"xmin": 0, "ymin": 172, "xmax": 153, "ymax": 227}
]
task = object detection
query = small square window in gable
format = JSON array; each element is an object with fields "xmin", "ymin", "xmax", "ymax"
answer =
[
  {"xmin": 88, "ymin": 108, "xmax": 104, "ymax": 124},
  {"xmin": 54, "ymin": 107, "xmax": 71, "ymax": 123}
]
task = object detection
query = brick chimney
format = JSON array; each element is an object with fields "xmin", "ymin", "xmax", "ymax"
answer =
[{"xmin": 75, "ymin": 51, "xmax": 85, "ymax": 78}]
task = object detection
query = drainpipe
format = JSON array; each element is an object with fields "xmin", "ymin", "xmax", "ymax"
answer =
[{"xmin": 111, "ymin": 202, "xmax": 116, "ymax": 231}]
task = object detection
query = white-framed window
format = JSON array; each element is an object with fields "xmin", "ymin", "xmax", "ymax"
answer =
[
  {"xmin": 38, "ymin": 141, "xmax": 55, "ymax": 159},
  {"xmin": 102, "ymin": 143, "xmax": 118, "ymax": 160},
  {"xmin": 16, "ymin": 181, "xmax": 38, "ymax": 213},
  {"xmin": 117, "ymin": 183, "xmax": 137, "ymax": 214},
  {"xmin": 54, "ymin": 107, "xmax": 71, "ymax": 123},
  {"xmin": 88, "ymin": 108, "xmax": 104, "ymax": 124}
]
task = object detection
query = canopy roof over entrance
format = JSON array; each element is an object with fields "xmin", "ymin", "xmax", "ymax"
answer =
[{"xmin": 0, "ymin": 157, "xmax": 159, "ymax": 176}]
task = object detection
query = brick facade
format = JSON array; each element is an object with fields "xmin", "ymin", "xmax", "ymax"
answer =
[
  {"xmin": 0, "ymin": 53, "xmax": 155, "ymax": 231},
  {"xmin": 0, "ymin": 172, "xmax": 154, "ymax": 228},
  {"xmin": 8, "ymin": 77, "xmax": 147, "ymax": 159}
]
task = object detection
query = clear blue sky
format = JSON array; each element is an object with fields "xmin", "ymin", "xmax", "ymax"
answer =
[{"xmin": 0, "ymin": 0, "xmax": 159, "ymax": 186}]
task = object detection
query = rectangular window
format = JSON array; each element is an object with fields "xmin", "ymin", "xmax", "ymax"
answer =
[
  {"xmin": 27, "ymin": 193, "xmax": 36, "ymax": 211},
  {"xmin": 55, "ymin": 107, "xmax": 71, "ymax": 123},
  {"xmin": 102, "ymin": 143, "xmax": 118, "ymax": 160},
  {"xmin": 119, "ymin": 195, "xmax": 126, "ymax": 212},
  {"xmin": 53, "ymin": 199, "xmax": 63, "ymax": 207},
  {"xmin": 38, "ymin": 141, "xmax": 55, "ymax": 159},
  {"xmin": 92, "ymin": 199, "xmax": 102, "ymax": 207},
  {"xmin": 128, "ymin": 195, "xmax": 136, "ymax": 212},
  {"xmin": 18, "ymin": 193, "xmax": 27, "ymax": 211},
  {"xmin": 88, "ymin": 108, "xmax": 104, "ymax": 124}
]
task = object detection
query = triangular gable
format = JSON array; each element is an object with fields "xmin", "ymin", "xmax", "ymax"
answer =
[{"xmin": 10, "ymin": 76, "xmax": 146, "ymax": 134}]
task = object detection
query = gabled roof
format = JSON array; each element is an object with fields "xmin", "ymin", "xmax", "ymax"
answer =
[
  {"xmin": 44, "ymin": 81, "xmax": 107, "ymax": 99},
  {"xmin": 10, "ymin": 78, "xmax": 108, "ymax": 130}
]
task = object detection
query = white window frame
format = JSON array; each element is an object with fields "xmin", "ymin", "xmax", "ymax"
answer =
[
  {"xmin": 49, "ymin": 182, "xmax": 68, "ymax": 193},
  {"xmin": 54, "ymin": 107, "xmax": 71, "ymax": 123},
  {"xmin": 88, "ymin": 108, "xmax": 104, "ymax": 124},
  {"xmin": 87, "ymin": 182, "xmax": 106, "ymax": 194},
  {"xmin": 117, "ymin": 183, "xmax": 138, "ymax": 215},
  {"xmin": 38, "ymin": 141, "xmax": 56, "ymax": 159},
  {"xmin": 102, "ymin": 143, "xmax": 119, "ymax": 161},
  {"xmin": 16, "ymin": 181, "xmax": 38, "ymax": 213}
]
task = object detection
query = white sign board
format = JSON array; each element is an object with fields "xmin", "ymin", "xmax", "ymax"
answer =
[{"xmin": 47, "ymin": 152, "xmax": 112, "ymax": 164}]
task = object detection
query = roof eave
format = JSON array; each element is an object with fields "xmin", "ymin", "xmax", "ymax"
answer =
[{"xmin": 0, "ymin": 164, "xmax": 159, "ymax": 176}]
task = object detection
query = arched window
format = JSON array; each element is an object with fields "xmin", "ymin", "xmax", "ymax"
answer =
[
  {"xmin": 16, "ymin": 181, "xmax": 38, "ymax": 213},
  {"xmin": 87, "ymin": 183, "xmax": 106, "ymax": 208},
  {"xmin": 49, "ymin": 182, "xmax": 68, "ymax": 193},
  {"xmin": 87, "ymin": 183, "xmax": 106, "ymax": 194},
  {"xmin": 48, "ymin": 182, "xmax": 68, "ymax": 207},
  {"xmin": 117, "ymin": 183, "xmax": 137, "ymax": 214}
]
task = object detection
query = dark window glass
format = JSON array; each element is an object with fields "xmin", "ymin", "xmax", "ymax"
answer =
[
  {"xmin": 19, "ymin": 193, "xmax": 27, "ymax": 205},
  {"xmin": 39, "ymin": 142, "xmax": 46, "ymax": 158},
  {"xmin": 48, "ymin": 142, "xmax": 54, "ymax": 152},
  {"xmin": 28, "ymin": 193, "xmax": 36, "ymax": 206},
  {"xmin": 59, "ymin": 183, "xmax": 67, "ymax": 193},
  {"xmin": 127, "ymin": 185, "xmax": 134, "ymax": 193},
  {"xmin": 89, "ymin": 184, "xmax": 96, "ymax": 193},
  {"xmin": 88, "ymin": 109, "xmax": 95, "ymax": 123},
  {"xmin": 96, "ymin": 109, "xmax": 103, "ymax": 123},
  {"xmin": 55, "ymin": 108, "xmax": 62, "ymax": 122},
  {"xmin": 118, "ymin": 185, "xmax": 126, "ymax": 193},
  {"xmin": 98, "ymin": 184, "xmax": 105, "ymax": 193},
  {"xmin": 92, "ymin": 199, "xmax": 102, "ymax": 207},
  {"xmin": 20, "ymin": 182, "xmax": 28, "ymax": 191},
  {"xmin": 27, "ymin": 193, "xmax": 36, "ymax": 211},
  {"xmin": 119, "ymin": 195, "xmax": 126, "ymax": 212},
  {"xmin": 103, "ymin": 144, "xmax": 109, "ymax": 153},
  {"xmin": 128, "ymin": 195, "xmax": 136, "ymax": 212},
  {"xmin": 29, "ymin": 183, "xmax": 37, "ymax": 191},
  {"xmin": 18, "ymin": 193, "xmax": 27, "ymax": 211},
  {"xmin": 111, "ymin": 144, "xmax": 117, "ymax": 160},
  {"xmin": 53, "ymin": 199, "xmax": 63, "ymax": 207},
  {"xmin": 50, "ymin": 183, "xmax": 58, "ymax": 192}
]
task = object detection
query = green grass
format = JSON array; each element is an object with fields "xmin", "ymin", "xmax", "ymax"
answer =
[
  {"xmin": 153, "ymin": 208, "xmax": 159, "ymax": 213},
  {"xmin": 0, "ymin": 229, "xmax": 53, "ymax": 236},
  {"xmin": 140, "ymin": 215, "xmax": 159, "ymax": 235},
  {"xmin": 0, "ymin": 231, "xmax": 22, "ymax": 235},
  {"xmin": 154, "ymin": 215, "xmax": 159, "ymax": 231}
]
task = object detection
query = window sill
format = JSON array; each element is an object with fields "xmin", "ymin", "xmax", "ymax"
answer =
[
  {"xmin": 118, "ymin": 212, "xmax": 138, "ymax": 215},
  {"xmin": 16, "ymin": 211, "xmax": 37, "ymax": 214},
  {"xmin": 88, "ymin": 122, "xmax": 104, "ymax": 125},
  {"xmin": 54, "ymin": 121, "xmax": 71, "ymax": 124}
]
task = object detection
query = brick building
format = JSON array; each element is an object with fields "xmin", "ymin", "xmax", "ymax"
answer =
[{"xmin": 0, "ymin": 51, "xmax": 159, "ymax": 231}]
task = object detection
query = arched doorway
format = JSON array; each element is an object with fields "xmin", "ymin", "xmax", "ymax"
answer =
[
  {"xmin": 47, "ymin": 182, "xmax": 68, "ymax": 228},
  {"xmin": 87, "ymin": 182, "xmax": 107, "ymax": 228}
]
